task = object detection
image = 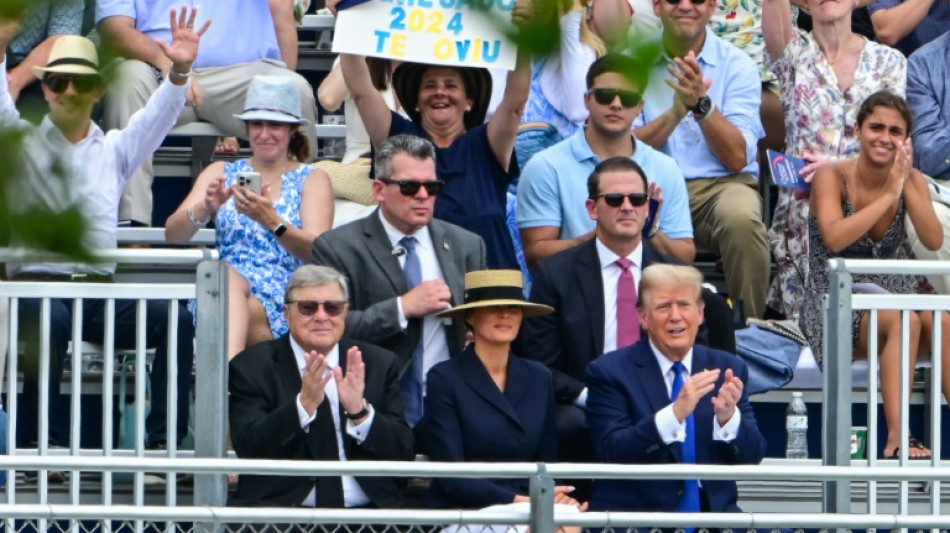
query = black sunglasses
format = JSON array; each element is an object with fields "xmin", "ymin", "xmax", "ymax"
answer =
[
  {"xmin": 595, "ymin": 193, "xmax": 649, "ymax": 207},
  {"xmin": 379, "ymin": 178, "xmax": 445, "ymax": 196},
  {"xmin": 588, "ymin": 88, "xmax": 643, "ymax": 108},
  {"xmin": 45, "ymin": 75, "xmax": 100, "ymax": 95},
  {"xmin": 287, "ymin": 299, "xmax": 348, "ymax": 317}
]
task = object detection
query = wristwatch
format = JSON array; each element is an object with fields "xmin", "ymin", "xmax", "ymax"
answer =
[
  {"xmin": 343, "ymin": 399, "xmax": 370, "ymax": 420},
  {"xmin": 272, "ymin": 218, "xmax": 289, "ymax": 237},
  {"xmin": 691, "ymin": 96, "xmax": 713, "ymax": 121}
]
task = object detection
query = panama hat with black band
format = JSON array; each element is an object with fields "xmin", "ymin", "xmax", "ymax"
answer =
[{"xmin": 436, "ymin": 270, "xmax": 553, "ymax": 320}]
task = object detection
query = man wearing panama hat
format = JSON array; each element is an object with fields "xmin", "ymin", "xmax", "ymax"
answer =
[{"xmin": 1, "ymin": 6, "xmax": 208, "ymax": 452}]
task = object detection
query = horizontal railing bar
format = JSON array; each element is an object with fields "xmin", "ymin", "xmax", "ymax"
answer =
[
  {"xmin": 830, "ymin": 258, "xmax": 950, "ymax": 276},
  {"xmin": 0, "ymin": 247, "xmax": 218, "ymax": 264},
  {"xmin": 851, "ymin": 294, "xmax": 950, "ymax": 311},
  {"xmin": 3, "ymin": 457, "xmax": 950, "ymax": 481},
  {"xmin": 0, "ymin": 283, "xmax": 195, "ymax": 299},
  {"xmin": 116, "ymin": 227, "xmax": 215, "ymax": 246},
  {"xmin": 2, "ymin": 505, "xmax": 949, "ymax": 529},
  {"xmin": 301, "ymin": 14, "xmax": 336, "ymax": 29}
]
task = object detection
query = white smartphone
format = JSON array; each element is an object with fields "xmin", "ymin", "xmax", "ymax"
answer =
[{"xmin": 236, "ymin": 171, "xmax": 262, "ymax": 195}]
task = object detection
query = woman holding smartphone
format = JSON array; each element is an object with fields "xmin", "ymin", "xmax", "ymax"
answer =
[{"xmin": 166, "ymin": 75, "xmax": 334, "ymax": 359}]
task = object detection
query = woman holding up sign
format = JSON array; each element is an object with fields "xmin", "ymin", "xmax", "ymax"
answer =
[{"xmin": 334, "ymin": 0, "xmax": 534, "ymax": 271}]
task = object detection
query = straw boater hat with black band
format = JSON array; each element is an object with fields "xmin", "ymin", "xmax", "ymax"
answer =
[
  {"xmin": 31, "ymin": 35, "xmax": 100, "ymax": 78},
  {"xmin": 436, "ymin": 270, "xmax": 553, "ymax": 320},
  {"xmin": 392, "ymin": 62, "xmax": 492, "ymax": 132}
]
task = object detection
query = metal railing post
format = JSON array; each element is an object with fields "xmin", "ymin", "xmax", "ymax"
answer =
[
  {"xmin": 822, "ymin": 259, "xmax": 852, "ymax": 523},
  {"xmin": 194, "ymin": 258, "xmax": 228, "ymax": 532},
  {"xmin": 529, "ymin": 464, "xmax": 555, "ymax": 533}
]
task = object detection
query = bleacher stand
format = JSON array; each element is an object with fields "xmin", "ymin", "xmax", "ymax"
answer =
[{"xmin": 96, "ymin": 0, "xmax": 318, "ymax": 226}]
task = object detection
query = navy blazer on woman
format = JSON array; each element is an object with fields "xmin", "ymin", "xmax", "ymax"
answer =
[
  {"xmin": 424, "ymin": 345, "xmax": 557, "ymax": 508},
  {"xmin": 586, "ymin": 339, "xmax": 766, "ymax": 513}
]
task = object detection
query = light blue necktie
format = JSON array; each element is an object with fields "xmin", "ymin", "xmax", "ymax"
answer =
[
  {"xmin": 398, "ymin": 236, "xmax": 424, "ymax": 427},
  {"xmin": 671, "ymin": 361, "xmax": 701, "ymax": 522}
]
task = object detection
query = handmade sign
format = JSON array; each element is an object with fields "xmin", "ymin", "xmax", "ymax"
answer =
[{"xmin": 332, "ymin": 0, "xmax": 517, "ymax": 70}]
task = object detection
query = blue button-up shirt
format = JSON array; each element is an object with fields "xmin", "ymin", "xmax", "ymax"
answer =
[
  {"xmin": 908, "ymin": 31, "xmax": 950, "ymax": 181},
  {"xmin": 633, "ymin": 27, "xmax": 763, "ymax": 179},
  {"xmin": 868, "ymin": 0, "xmax": 950, "ymax": 57}
]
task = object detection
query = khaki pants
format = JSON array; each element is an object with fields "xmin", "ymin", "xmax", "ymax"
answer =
[
  {"xmin": 102, "ymin": 59, "xmax": 318, "ymax": 225},
  {"xmin": 686, "ymin": 173, "xmax": 770, "ymax": 319}
]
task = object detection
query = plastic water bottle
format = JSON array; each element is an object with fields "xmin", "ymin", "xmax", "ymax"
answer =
[{"xmin": 786, "ymin": 392, "xmax": 809, "ymax": 459}]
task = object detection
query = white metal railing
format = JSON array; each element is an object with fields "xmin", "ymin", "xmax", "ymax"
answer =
[
  {"xmin": 3, "ymin": 456, "xmax": 950, "ymax": 530},
  {"xmin": 0, "ymin": 248, "xmax": 230, "ymax": 532},
  {"xmin": 823, "ymin": 258, "xmax": 950, "ymax": 522}
]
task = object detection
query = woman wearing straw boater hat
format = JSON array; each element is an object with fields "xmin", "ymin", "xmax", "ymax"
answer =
[
  {"xmin": 167, "ymin": 75, "xmax": 334, "ymax": 359},
  {"xmin": 422, "ymin": 270, "xmax": 588, "ymax": 516},
  {"xmin": 328, "ymin": 0, "xmax": 534, "ymax": 272}
]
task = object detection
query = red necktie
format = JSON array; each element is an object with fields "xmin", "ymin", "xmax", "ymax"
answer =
[{"xmin": 616, "ymin": 258, "xmax": 640, "ymax": 349}]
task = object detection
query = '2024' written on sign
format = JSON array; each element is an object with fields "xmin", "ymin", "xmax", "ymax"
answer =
[{"xmin": 373, "ymin": 0, "xmax": 514, "ymax": 63}]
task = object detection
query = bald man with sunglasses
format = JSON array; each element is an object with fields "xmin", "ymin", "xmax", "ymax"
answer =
[
  {"xmin": 229, "ymin": 264, "xmax": 414, "ymax": 508},
  {"xmin": 312, "ymin": 134, "xmax": 486, "ymax": 447}
]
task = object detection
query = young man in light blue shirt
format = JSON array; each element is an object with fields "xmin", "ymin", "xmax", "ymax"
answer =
[
  {"xmin": 518, "ymin": 54, "xmax": 695, "ymax": 269},
  {"xmin": 633, "ymin": 0, "xmax": 768, "ymax": 319}
]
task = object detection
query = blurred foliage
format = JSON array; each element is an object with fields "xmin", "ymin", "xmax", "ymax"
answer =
[{"xmin": 0, "ymin": 0, "xmax": 96, "ymax": 261}]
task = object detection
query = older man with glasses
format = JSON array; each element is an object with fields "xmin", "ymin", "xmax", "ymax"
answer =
[
  {"xmin": 229, "ymin": 264, "xmax": 414, "ymax": 508},
  {"xmin": 632, "ymin": 0, "xmax": 769, "ymax": 320},
  {"xmin": 312, "ymin": 134, "xmax": 486, "ymax": 450},
  {"xmin": 518, "ymin": 54, "xmax": 696, "ymax": 270}
]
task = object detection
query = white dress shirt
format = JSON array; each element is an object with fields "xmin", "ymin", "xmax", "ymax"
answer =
[
  {"xmin": 290, "ymin": 336, "xmax": 373, "ymax": 508},
  {"xmin": 0, "ymin": 58, "xmax": 188, "ymax": 277},
  {"xmin": 649, "ymin": 340, "xmax": 741, "ymax": 444},
  {"xmin": 572, "ymin": 239, "xmax": 645, "ymax": 408},
  {"xmin": 378, "ymin": 211, "xmax": 451, "ymax": 391}
]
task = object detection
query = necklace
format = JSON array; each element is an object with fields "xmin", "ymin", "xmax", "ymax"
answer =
[{"xmin": 823, "ymin": 34, "xmax": 857, "ymax": 67}]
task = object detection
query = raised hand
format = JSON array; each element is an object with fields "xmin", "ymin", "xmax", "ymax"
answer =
[
  {"xmin": 156, "ymin": 6, "xmax": 211, "ymax": 71},
  {"xmin": 888, "ymin": 138, "xmax": 912, "ymax": 198},
  {"xmin": 665, "ymin": 51, "xmax": 711, "ymax": 115},
  {"xmin": 299, "ymin": 350, "xmax": 333, "ymax": 416},
  {"xmin": 0, "ymin": 8, "xmax": 24, "ymax": 54},
  {"xmin": 334, "ymin": 346, "xmax": 366, "ymax": 416},
  {"xmin": 672, "ymin": 368, "xmax": 720, "ymax": 423},
  {"xmin": 646, "ymin": 181, "xmax": 664, "ymax": 235},
  {"xmin": 203, "ymin": 175, "xmax": 232, "ymax": 213},
  {"xmin": 711, "ymin": 368, "xmax": 743, "ymax": 425}
]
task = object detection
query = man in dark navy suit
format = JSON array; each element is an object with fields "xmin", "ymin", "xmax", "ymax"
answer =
[
  {"xmin": 522, "ymin": 157, "xmax": 734, "ymax": 469},
  {"xmin": 586, "ymin": 263, "xmax": 765, "ymax": 518}
]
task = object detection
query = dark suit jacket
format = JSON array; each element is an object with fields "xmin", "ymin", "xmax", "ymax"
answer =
[
  {"xmin": 523, "ymin": 238, "xmax": 735, "ymax": 405},
  {"xmin": 423, "ymin": 345, "xmax": 557, "ymax": 509},
  {"xmin": 228, "ymin": 335, "xmax": 414, "ymax": 508},
  {"xmin": 585, "ymin": 340, "xmax": 766, "ymax": 513},
  {"xmin": 312, "ymin": 209, "xmax": 487, "ymax": 376}
]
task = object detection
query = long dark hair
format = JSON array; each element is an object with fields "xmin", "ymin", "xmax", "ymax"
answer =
[{"xmin": 856, "ymin": 91, "xmax": 913, "ymax": 132}]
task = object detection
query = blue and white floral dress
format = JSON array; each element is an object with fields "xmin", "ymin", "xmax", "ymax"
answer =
[{"xmin": 190, "ymin": 159, "xmax": 309, "ymax": 338}]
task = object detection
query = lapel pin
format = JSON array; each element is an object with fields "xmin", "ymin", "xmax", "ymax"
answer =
[{"xmin": 444, "ymin": 242, "xmax": 450, "ymax": 251}]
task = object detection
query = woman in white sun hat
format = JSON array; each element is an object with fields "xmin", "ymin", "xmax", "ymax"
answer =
[{"xmin": 166, "ymin": 75, "xmax": 334, "ymax": 359}]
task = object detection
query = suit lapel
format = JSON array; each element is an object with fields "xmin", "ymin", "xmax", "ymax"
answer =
[
  {"xmin": 460, "ymin": 348, "xmax": 524, "ymax": 430},
  {"xmin": 577, "ymin": 240, "xmax": 606, "ymax": 358},
  {"xmin": 274, "ymin": 335, "xmax": 303, "ymax": 406},
  {"xmin": 361, "ymin": 210, "xmax": 408, "ymax": 295},
  {"xmin": 430, "ymin": 222, "xmax": 463, "ymax": 306},
  {"xmin": 631, "ymin": 343, "xmax": 685, "ymax": 463}
]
